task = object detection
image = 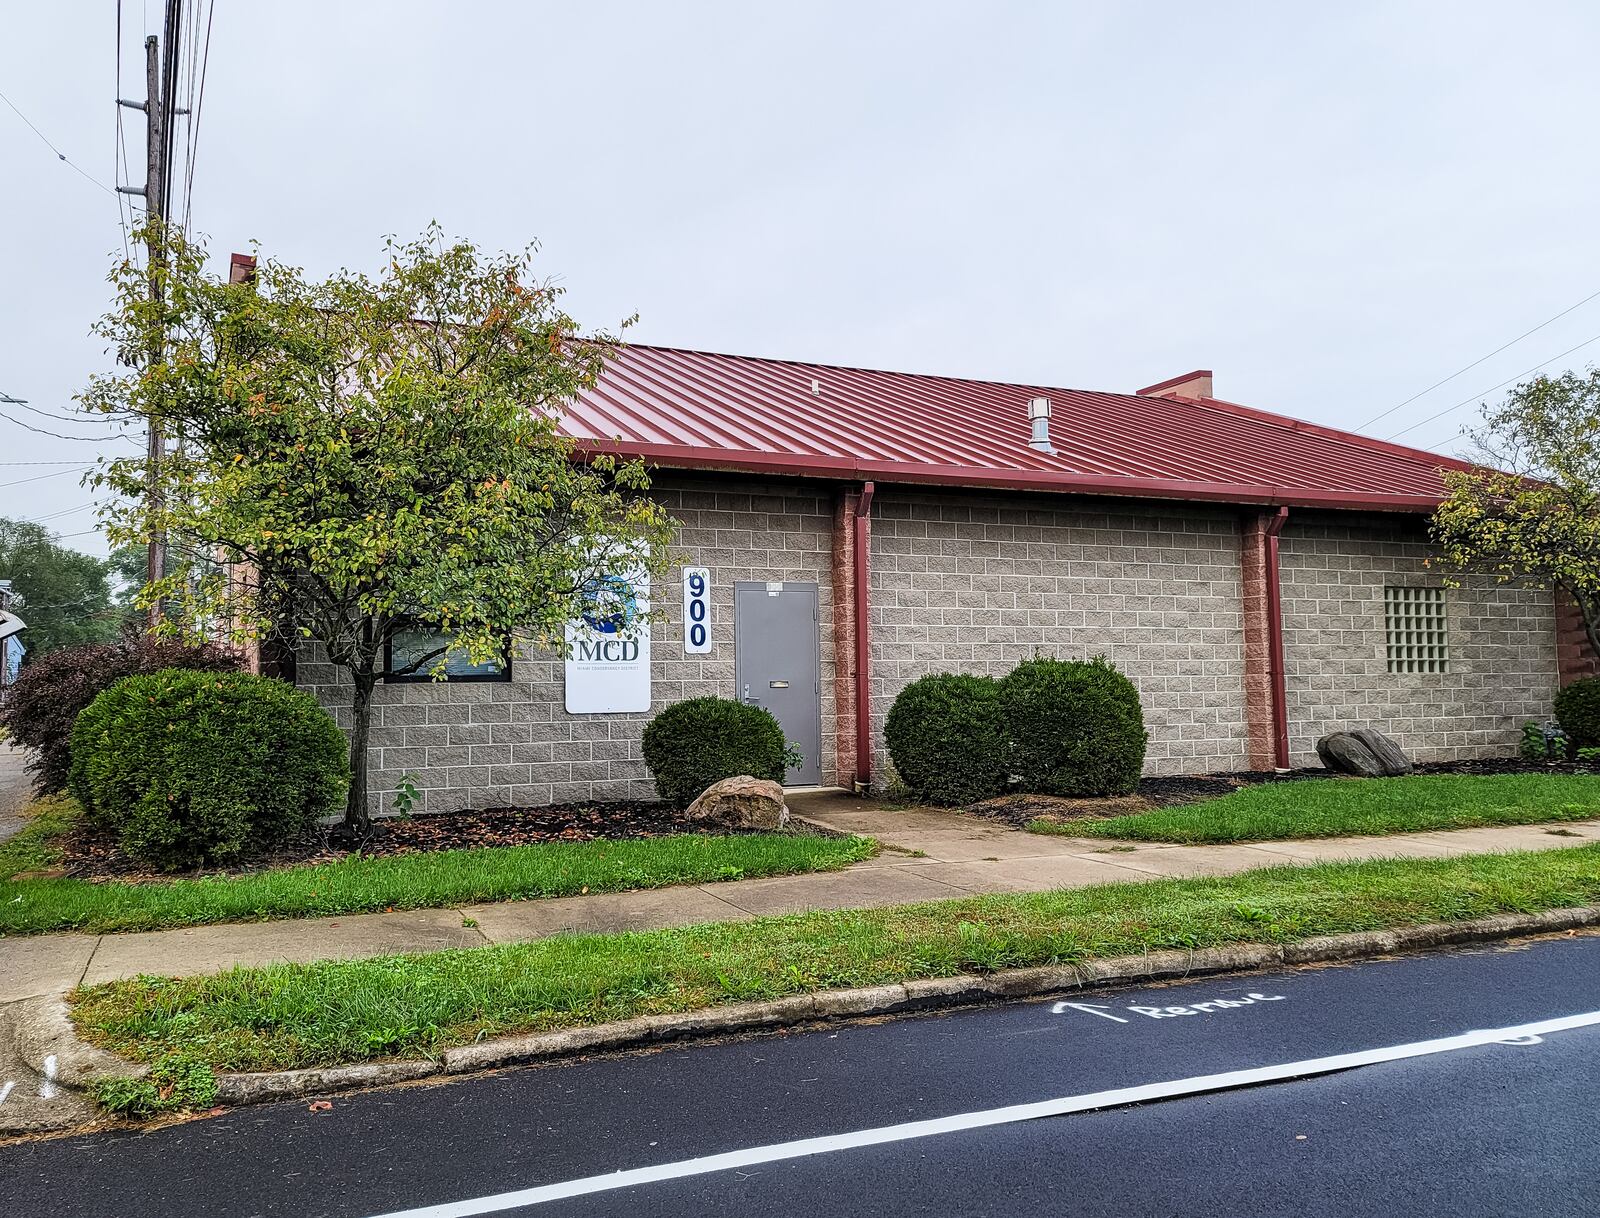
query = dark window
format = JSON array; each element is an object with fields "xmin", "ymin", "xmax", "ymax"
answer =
[{"xmin": 384, "ymin": 626, "xmax": 511, "ymax": 683}]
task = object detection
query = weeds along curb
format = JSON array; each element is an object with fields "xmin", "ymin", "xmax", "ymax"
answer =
[{"xmin": 208, "ymin": 903, "xmax": 1600, "ymax": 1108}]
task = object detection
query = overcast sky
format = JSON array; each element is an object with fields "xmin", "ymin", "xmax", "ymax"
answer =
[{"xmin": 5, "ymin": 2, "xmax": 1600, "ymax": 555}]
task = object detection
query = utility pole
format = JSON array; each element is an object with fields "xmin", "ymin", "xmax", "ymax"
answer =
[
  {"xmin": 143, "ymin": 31, "xmax": 167, "ymax": 628},
  {"xmin": 117, "ymin": 5, "xmax": 184, "ymax": 630}
]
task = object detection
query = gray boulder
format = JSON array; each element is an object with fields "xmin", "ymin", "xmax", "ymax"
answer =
[
  {"xmin": 1349, "ymin": 728, "xmax": 1413, "ymax": 776},
  {"xmin": 685, "ymin": 775, "xmax": 790, "ymax": 831},
  {"xmin": 1316, "ymin": 729, "xmax": 1412, "ymax": 778}
]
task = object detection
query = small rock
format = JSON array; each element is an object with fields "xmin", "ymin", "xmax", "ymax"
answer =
[
  {"xmin": 684, "ymin": 776, "xmax": 789, "ymax": 831},
  {"xmin": 1316, "ymin": 729, "xmax": 1411, "ymax": 778}
]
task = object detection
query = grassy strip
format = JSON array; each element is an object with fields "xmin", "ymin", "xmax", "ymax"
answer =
[
  {"xmin": 1032, "ymin": 773, "xmax": 1600, "ymax": 844},
  {"xmin": 0, "ymin": 803, "xmax": 875, "ymax": 936},
  {"xmin": 0, "ymin": 793, "xmax": 76, "ymax": 876},
  {"xmin": 72, "ymin": 844, "xmax": 1600, "ymax": 1079}
]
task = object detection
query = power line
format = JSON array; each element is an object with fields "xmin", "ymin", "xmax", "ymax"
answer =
[
  {"xmin": 114, "ymin": 0, "xmax": 135, "ymax": 264},
  {"xmin": 180, "ymin": 0, "xmax": 215, "ymax": 233},
  {"xmin": 0, "ymin": 410, "xmax": 132, "ymax": 443},
  {"xmin": 22, "ymin": 501, "xmax": 101, "ymax": 524},
  {"xmin": 4, "ymin": 398, "xmax": 100, "ymax": 425},
  {"xmin": 0, "ymin": 466, "xmax": 95, "ymax": 489},
  {"xmin": 1384, "ymin": 331, "xmax": 1600, "ymax": 442},
  {"xmin": 0, "ymin": 461, "xmax": 86, "ymax": 467},
  {"xmin": 1358, "ymin": 286, "xmax": 1600, "ymax": 432},
  {"xmin": 0, "ymin": 87, "xmax": 117, "ymax": 196}
]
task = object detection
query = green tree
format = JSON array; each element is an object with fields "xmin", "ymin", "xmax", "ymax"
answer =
[
  {"xmin": 0, "ymin": 518, "xmax": 115, "ymax": 656},
  {"xmin": 82, "ymin": 225, "xmax": 675, "ymax": 836},
  {"xmin": 1432, "ymin": 368, "xmax": 1600, "ymax": 654}
]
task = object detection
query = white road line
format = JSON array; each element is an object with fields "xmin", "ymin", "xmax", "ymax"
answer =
[
  {"xmin": 365, "ymin": 1009, "xmax": 1600, "ymax": 1218},
  {"xmin": 0, "ymin": 1081, "xmax": 14, "ymax": 1106}
]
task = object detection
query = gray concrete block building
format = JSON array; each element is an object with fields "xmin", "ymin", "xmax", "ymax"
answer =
[{"xmin": 291, "ymin": 349, "xmax": 1571, "ymax": 814}]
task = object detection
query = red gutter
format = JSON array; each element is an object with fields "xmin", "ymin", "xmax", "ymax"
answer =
[
  {"xmin": 1263, "ymin": 506, "xmax": 1291, "ymax": 770},
  {"xmin": 853, "ymin": 482, "xmax": 875, "ymax": 790},
  {"xmin": 571, "ymin": 439, "xmax": 1446, "ymax": 514}
]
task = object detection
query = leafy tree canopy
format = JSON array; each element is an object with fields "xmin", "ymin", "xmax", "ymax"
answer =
[
  {"xmin": 1432, "ymin": 368, "xmax": 1600, "ymax": 653},
  {"xmin": 0, "ymin": 517, "xmax": 115, "ymax": 656},
  {"xmin": 82, "ymin": 223, "xmax": 676, "ymax": 833}
]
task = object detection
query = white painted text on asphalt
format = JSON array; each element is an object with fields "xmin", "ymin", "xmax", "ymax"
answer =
[{"xmin": 1053, "ymin": 992, "xmax": 1287, "ymax": 1024}]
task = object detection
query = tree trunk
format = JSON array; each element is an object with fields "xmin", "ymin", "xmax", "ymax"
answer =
[
  {"xmin": 1572, "ymin": 588, "xmax": 1600, "ymax": 664},
  {"xmin": 345, "ymin": 671, "xmax": 376, "ymax": 838}
]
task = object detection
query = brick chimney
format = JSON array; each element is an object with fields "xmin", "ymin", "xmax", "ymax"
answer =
[
  {"xmin": 229, "ymin": 253, "xmax": 257, "ymax": 286},
  {"xmin": 1136, "ymin": 369, "xmax": 1214, "ymax": 400}
]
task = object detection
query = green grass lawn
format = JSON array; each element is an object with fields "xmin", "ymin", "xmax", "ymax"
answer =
[
  {"xmin": 0, "ymin": 797, "xmax": 875, "ymax": 936},
  {"xmin": 72, "ymin": 844, "xmax": 1600, "ymax": 1082},
  {"xmin": 1030, "ymin": 773, "xmax": 1600, "ymax": 844}
]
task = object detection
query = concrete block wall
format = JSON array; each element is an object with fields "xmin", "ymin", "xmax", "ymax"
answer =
[
  {"xmin": 292, "ymin": 473, "xmax": 1571, "ymax": 813},
  {"xmin": 1278, "ymin": 512, "xmax": 1557, "ymax": 766},
  {"xmin": 866, "ymin": 488, "xmax": 1253, "ymax": 777},
  {"xmin": 295, "ymin": 475, "xmax": 840, "ymax": 815}
]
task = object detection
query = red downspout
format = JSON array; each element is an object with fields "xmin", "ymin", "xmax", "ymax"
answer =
[
  {"xmin": 1263, "ymin": 506, "xmax": 1290, "ymax": 770},
  {"xmin": 853, "ymin": 482, "xmax": 875, "ymax": 790}
]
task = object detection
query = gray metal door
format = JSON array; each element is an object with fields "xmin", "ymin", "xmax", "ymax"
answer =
[{"xmin": 734, "ymin": 581, "xmax": 822, "ymax": 786}]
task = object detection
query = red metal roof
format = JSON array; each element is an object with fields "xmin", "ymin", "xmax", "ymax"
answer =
[{"xmin": 558, "ymin": 346, "xmax": 1474, "ymax": 512}]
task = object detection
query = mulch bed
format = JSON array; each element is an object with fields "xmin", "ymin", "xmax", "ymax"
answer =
[
  {"xmin": 962, "ymin": 758, "xmax": 1600, "ymax": 830},
  {"xmin": 54, "ymin": 800, "xmax": 721, "ymax": 883},
  {"xmin": 46, "ymin": 757, "xmax": 1596, "ymax": 880}
]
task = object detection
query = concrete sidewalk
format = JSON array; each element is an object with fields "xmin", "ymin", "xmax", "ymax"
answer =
[
  {"xmin": 5, "ymin": 790, "xmax": 1600, "ymax": 1002},
  {"xmin": 0, "ymin": 742, "xmax": 31, "ymax": 846}
]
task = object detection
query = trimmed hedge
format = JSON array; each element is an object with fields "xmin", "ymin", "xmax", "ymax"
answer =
[
  {"xmin": 883, "ymin": 673, "xmax": 1009, "ymax": 805},
  {"xmin": 1555, "ymin": 676, "xmax": 1600, "ymax": 749},
  {"xmin": 999, "ymin": 656, "xmax": 1148, "ymax": 797},
  {"xmin": 0, "ymin": 632, "xmax": 240, "ymax": 794},
  {"xmin": 69, "ymin": 669, "xmax": 348, "ymax": 870},
  {"xmin": 641, "ymin": 696, "xmax": 788, "ymax": 809}
]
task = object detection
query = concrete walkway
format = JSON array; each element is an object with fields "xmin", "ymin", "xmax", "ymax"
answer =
[
  {"xmin": 4, "ymin": 790, "xmax": 1600, "ymax": 1003},
  {"xmin": 0, "ymin": 741, "xmax": 31, "ymax": 845}
]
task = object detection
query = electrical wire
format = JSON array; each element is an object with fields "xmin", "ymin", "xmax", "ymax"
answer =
[
  {"xmin": 114, "ymin": 0, "xmax": 135, "ymax": 264},
  {"xmin": 21, "ymin": 501, "xmax": 101, "ymax": 524},
  {"xmin": 4, "ymin": 398, "xmax": 101, "ymax": 425},
  {"xmin": 0, "ymin": 466, "xmax": 95, "ymax": 489},
  {"xmin": 1358, "ymin": 287, "xmax": 1600, "ymax": 432},
  {"xmin": 180, "ymin": 0, "xmax": 215, "ymax": 234},
  {"xmin": 0, "ymin": 87, "xmax": 117, "ymax": 196},
  {"xmin": 0, "ymin": 410, "xmax": 132, "ymax": 443},
  {"xmin": 1384, "ymin": 331, "xmax": 1600, "ymax": 442},
  {"xmin": 0, "ymin": 461, "xmax": 85, "ymax": 467}
]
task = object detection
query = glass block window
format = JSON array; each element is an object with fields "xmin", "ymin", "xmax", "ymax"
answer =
[{"xmin": 1385, "ymin": 586, "xmax": 1449, "ymax": 673}]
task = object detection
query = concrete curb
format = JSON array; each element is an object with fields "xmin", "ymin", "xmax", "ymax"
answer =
[
  {"xmin": 210, "ymin": 904, "xmax": 1600, "ymax": 1109},
  {"xmin": 0, "ymin": 996, "xmax": 144, "ymax": 1136}
]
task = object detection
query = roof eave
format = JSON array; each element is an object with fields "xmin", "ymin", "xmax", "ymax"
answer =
[{"xmin": 571, "ymin": 440, "xmax": 1444, "ymax": 514}]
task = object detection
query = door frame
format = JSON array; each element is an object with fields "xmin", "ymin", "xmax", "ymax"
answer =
[{"xmin": 733, "ymin": 580, "xmax": 824, "ymax": 787}]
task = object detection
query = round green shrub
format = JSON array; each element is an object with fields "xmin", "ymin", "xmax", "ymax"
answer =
[
  {"xmin": 999, "ymin": 656, "xmax": 1148, "ymax": 797},
  {"xmin": 1555, "ymin": 676, "xmax": 1600, "ymax": 748},
  {"xmin": 69, "ymin": 669, "xmax": 349, "ymax": 870},
  {"xmin": 882, "ymin": 673, "xmax": 1008, "ymax": 805},
  {"xmin": 641, "ymin": 696, "xmax": 788, "ymax": 809}
]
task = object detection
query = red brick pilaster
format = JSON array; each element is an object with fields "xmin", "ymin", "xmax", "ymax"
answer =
[
  {"xmin": 1556, "ymin": 589, "xmax": 1600, "ymax": 686},
  {"xmin": 1240, "ymin": 512, "xmax": 1276, "ymax": 769},
  {"xmin": 830, "ymin": 489, "xmax": 861, "ymax": 787}
]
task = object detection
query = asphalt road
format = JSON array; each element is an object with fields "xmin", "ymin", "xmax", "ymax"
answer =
[{"xmin": 3, "ymin": 933, "xmax": 1599, "ymax": 1217}]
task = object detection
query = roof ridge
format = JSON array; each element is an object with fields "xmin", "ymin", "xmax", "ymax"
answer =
[
  {"xmin": 619, "ymin": 342, "xmax": 1089, "ymax": 396},
  {"xmin": 1160, "ymin": 391, "xmax": 1477, "ymax": 473}
]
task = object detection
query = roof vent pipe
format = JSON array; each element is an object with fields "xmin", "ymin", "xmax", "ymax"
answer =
[{"xmin": 1027, "ymin": 396, "xmax": 1055, "ymax": 453}]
